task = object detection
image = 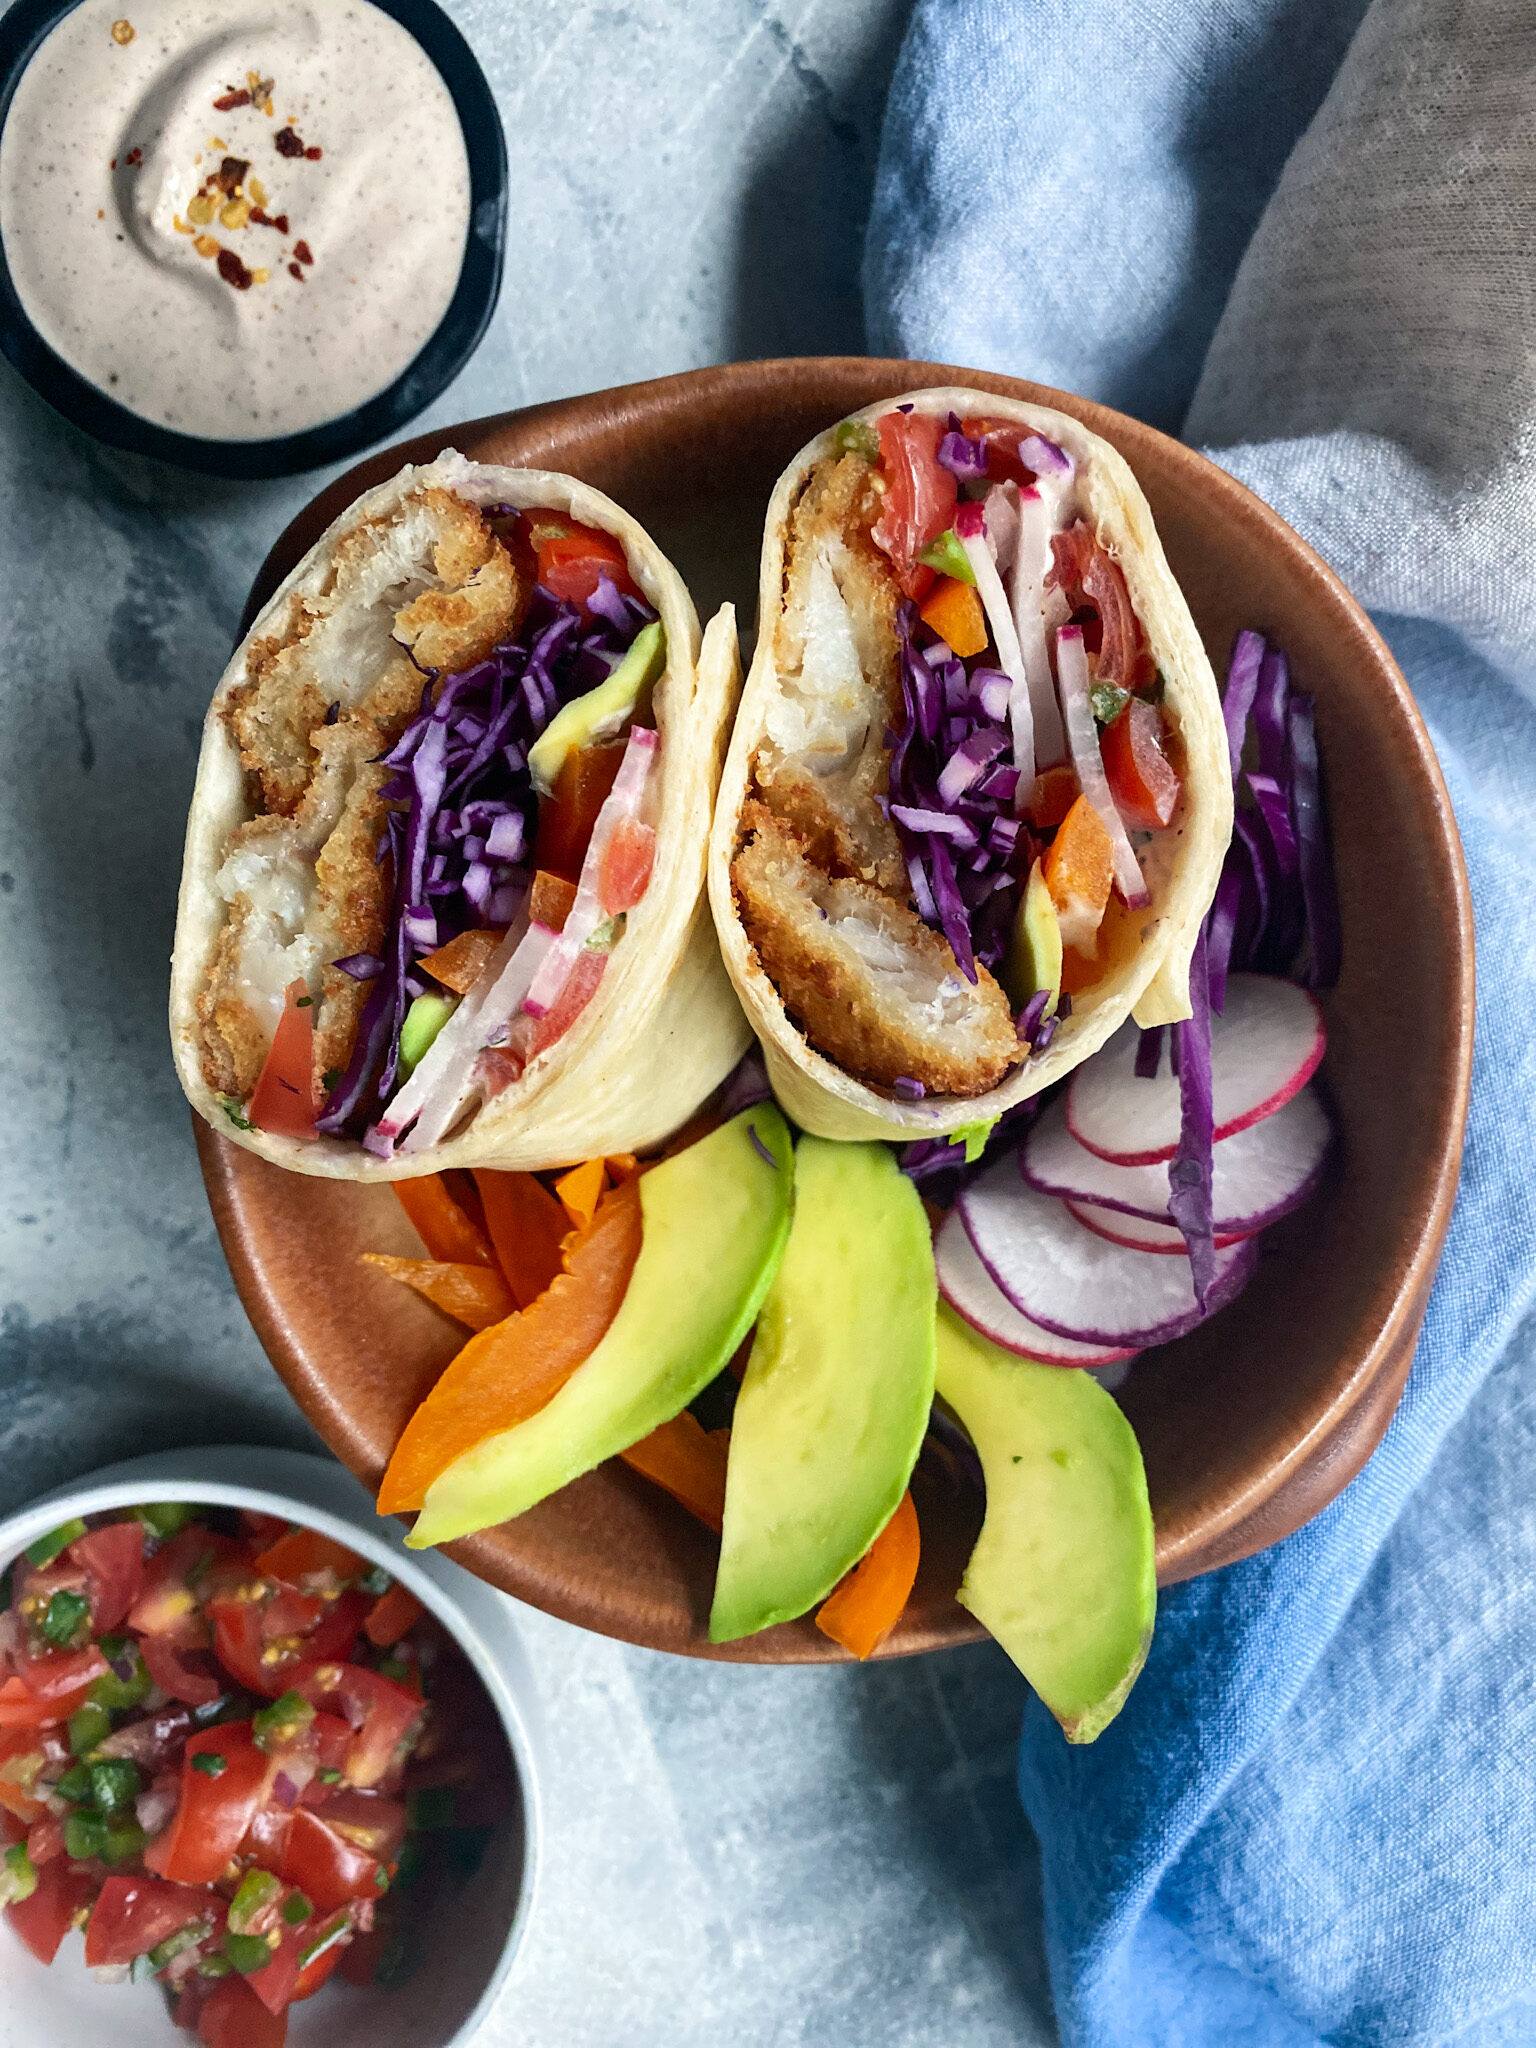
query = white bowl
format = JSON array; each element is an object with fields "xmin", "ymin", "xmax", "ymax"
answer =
[{"xmin": 0, "ymin": 1446, "xmax": 543, "ymax": 2048}]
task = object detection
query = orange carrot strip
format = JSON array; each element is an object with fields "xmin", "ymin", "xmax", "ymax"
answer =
[
  {"xmin": 418, "ymin": 927, "xmax": 507, "ymax": 995},
  {"xmin": 554, "ymin": 1157, "xmax": 607, "ymax": 1230},
  {"xmin": 528, "ymin": 870, "xmax": 578, "ymax": 932},
  {"xmin": 360, "ymin": 1255, "xmax": 515, "ymax": 1332},
  {"xmin": 394, "ymin": 1176, "xmax": 496, "ymax": 1268},
  {"xmin": 814, "ymin": 1491, "xmax": 921, "ymax": 1661},
  {"xmin": 1026, "ymin": 763, "xmax": 1079, "ymax": 829},
  {"xmin": 1042, "ymin": 792, "xmax": 1114, "ymax": 951},
  {"xmin": 473, "ymin": 1170, "xmax": 569, "ymax": 1309},
  {"xmin": 603, "ymin": 1153, "xmax": 640, "ymax": 1183},
  {"xmin": 363, "ymin": 1582, "xmax": 426, "ymax": 1648},
  {"xmin": 253, "ymin": 1527, "xmax": 367, "ymax": 1584},
  {"xmin": 378, "ymin": 1179, "xmax": 643, "ymax": 1514},
  {"xmin": 918, "ymin": 574, "xmax": 988, "ymax": 657},
  {"xmin": 619, "ymin": 1415, "xmax": 730, "ymax": 1532}
]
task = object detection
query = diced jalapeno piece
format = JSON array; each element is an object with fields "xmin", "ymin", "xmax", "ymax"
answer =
[
  {"xmin": 101, "ymin": 1819, "xmax": 146, "ymax": 1866},
  {"xmin": 147, "ymin": 1921, "xmax": 208, "ymax": 1970},
  {"xmin": 90, "ymin": 1638, "xmax": 151, "ymax": 1711},
  {"xmin": 835, "ymin": 417, "xmax": 881, "ymax": 463},
  {"xmin": 297, "ymin": 1913, "xmax": 351, "ymax": 1971},
  {"xmin": 316, "ymin": 1766, "xmax": 342, "ymax": 1786},
  {"xmin": 281, "ymin": 1889, "xmax": 313, "ymax": 1927},
  {"xmin": 64, "ymin": 1810, "xmax": 108, "ymax": 1860},
  {"xmin": 198, "ymin": 1953, "xmax": 234, "ymax": 1978},
  {"xmin": 68, "ymin": 1702, "xmax": 112, "ymax": 1757},
  {"xmin": 25, "ymin": 1519, "xmax": 86, "ymax": 1569},
  {"xmin": 1091, "ymin": 682, "xmax": 1131, "ymax": 726},
  {"xmin": 131, "ymin": 1502, "xmax": 198, "ymax": 1538},
  {"xmin": 0, "ymin": 1842, "xmax": 37, "ymax": 1906},
  {"xmin": 55, "ymin": 1762, "xmax": 95, "ymax": 1803},
  {"xmin": 915, "ymin": 527, "xmax": 977, "ymax": 585},
  {"xmin": 89, "ymin": 1757, "xmax": 142, "ymax": 1814},
  {"xmin": 228, "ymin": 1868, "xmax": 282, "ymax": 1935},
  {"xmin": 223, "ymin": 1930, "xmax": 277, "ymax": 1975},
  {"xmin": 252, "ymin": 1690, "xmax": 315, "ymax": 1754},
  {"xmin": 192, "ymin": 1752, "xmax": 227, "ymax": 1778},
  {"xmin": 41, "ymin": 1588, "xmax": 92, "ymax": 1648}
]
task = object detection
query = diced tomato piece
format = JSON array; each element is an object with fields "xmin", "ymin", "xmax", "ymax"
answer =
[
  {"xmin": 276, "ymin": 1805, "xmax": 381, "ymax": 1913},
  {"xmin": 3, "ymin": 1647, "xmax": 108, "ymax": 1725},
  {"xmin": 310, "ymin": 1788, "xmax": 407, "ymax": 1864},
  {"xmin": 5, "ymin": 1854, "xmax": 95, "ymax": 1964},
  {"xmin": 0, "ymin": 1726, "xmax": 66, "ymax": 1823},
  {"xmin": 84, "ymin": 1875, "xmax": 214, "ymax": 1967},
  {"xmin": 290, "ymin": 1664, "xmax": 423, "ymax": 1791},
  {"xmin": 248, "ymin": 980, "xmax": 319, "ymax": 1141},
  {"xmin": 209, "ymin": 1584, "xmax": 370, "ymax": 1699},
  {"xmin": 252, "ymin": 1528, "xmax": 366, "ymax": 1585},
  {"xmin": 140, "ymin": 1632, "xmax": 224, "ymax": 1707},
  {"xmin": 196, "ymin": 1973, "xmax": 289, "ymax": 2048},
  {"xmin": 66, "ymin": 1521, "xmax": 145, "ymax": 1633},
  {"xmin": 872, "ymin": 411, "xmax": 956, "ymax": 598},
  {"xmin": 129, "ymin": 1526, "xmax": 238, "ymax": 1647},
  {"xmin": 1102, "ymin": 699, "xmax": 1180, "ymax": 830},
  {"xmin": 524, "ymin": 947, "xmax": 606, "ymax": 1062},
  {"xmin": 532, "ymin": 518, "xmax": 642, "ymax": 613},
  {"xmin": 158, "ymin": 1724, "xmax": 273, "ymax": 1886},
  {"xmin": 959, "ymin": 415, "xmax": 1038, "ymax": 488},
  {"xmin": 246, "ymin": 1924, "xmax": 303, "ymax": 2016},
  {"xmin": 239, "ymin": 1511, "xmax": 291, "ymax": 1551},
  {"xmin": 598, "ymin": 816, "xmax": 655, "ymax": 914},
  {"xmin": 534, "ymin": 743, "xmax": 627, "ymax": 882},
  {"xmin": 292, "ymin": 1929, "xmax": 349, "ymax": 2000},
  {"xmin": 26, "ymin": 1813, "xmax": 64, "ymax": 1866},
  {"xmin": 363, "ymin": 1582, "xmax": 426, "ymax": 1650}
]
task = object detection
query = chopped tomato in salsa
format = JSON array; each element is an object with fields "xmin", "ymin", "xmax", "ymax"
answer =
[
  {"xmin": 2, "ymin": 1504, "xmax": 510, "ymax": 2033},
  {"xmin": 871, "ymin": 410, "xmax": 956, "ymax": 599}
]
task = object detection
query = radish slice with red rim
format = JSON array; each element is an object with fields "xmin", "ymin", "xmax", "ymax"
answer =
[
  {"xmin": 937, "ymin": 1213, "xmax": 1141, "ymax": 1366},
  {"xmin": 1065, "ymin": 974, "xmax": 1325, "ymax": 1166},
  {"xmin": 1065, "ymin": 1199, "xmax": 1254, "ymax": 1255},
  {"xmin": 957, "ymin": 1164, "xmax": 1259, "ymax": 1346}
]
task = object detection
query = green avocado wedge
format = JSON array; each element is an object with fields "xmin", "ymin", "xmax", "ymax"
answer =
[
  {"xmin": 934, "ymin": 1306, "xmax": 1155, "ymax": 1743},
  {"xmin": 709, "ymin": 1137, "xmax": 937, "ymax": 1643},
  {"xmin": 408, "ymin": 1105, "xmax": 794, "ymax": 1549},
  {"xmin": 527, "ymin": 620, "xmax": 666, "ymax": 795}
]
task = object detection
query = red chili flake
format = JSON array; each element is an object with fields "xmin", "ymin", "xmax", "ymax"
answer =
[
  {"xmin": 274, "ymin": 126, "xmax": 305, "ymax": 158},
  {"xmin": 125, "ymin": 146, "xmax": 142, "ymax": 167},
  {"xmin": 216, "ymin": 156, "xmax": 249, "ymax": 195},
  {"xmin": 288, "ymin": 261, "xmax": 306, "ymax": 283},
  {"xmin": 213, "ymin": 90, "xmax": 250, "ymax": 112},
  {"xmin": 293, "ymin": 240, "xmax": 314, "ymax": 266},
  {"xmin": 304, "ymin": 146, "xmax": 322, "ymax": 161},
  {"xmin": 250, "ymin": 208, "xmax": 290, "ymax": 234},
  {"xmin": 217, "ymin": 248, "xmax": 254, "ymax": 291}
]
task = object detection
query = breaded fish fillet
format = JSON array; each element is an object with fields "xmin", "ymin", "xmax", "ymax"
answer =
[{"xmin": 732, "ymin": 805, "xmax": 1018, "ymax": 1098}]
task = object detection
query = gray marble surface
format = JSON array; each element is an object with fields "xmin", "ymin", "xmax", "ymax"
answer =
[{"xmin": 0, "ymin": 2, "xmax": 1057, "ymax": 2040}]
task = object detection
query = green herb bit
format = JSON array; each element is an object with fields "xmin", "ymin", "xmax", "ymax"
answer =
[
  {"xmin": 192, "ymin": 1752, "xmax": 227, "ymax": 1778},
  {"xmin": 89, "ymin": 1638, "xmax": 151, "ymax": 1711},
  {"xmin": 25, "ymin": 1518, "xmax": 86, "ymax": 1569},
  {"xmin": 132, "ymin": 1501, "xmax": 199, "ymax": 1538},
  {"xmin": 224, "ymin": 1929, "xmax": 278, "ymax": 1975},
  {"xmin": 281, "ymin": 1889, "xmax": 313, "ymax": 1928},
  {"xmin": 41, "ymin": 1588, "xmax": 92, "ymax": 1648},
  {"xmin": 316, "ymin": 1766, "xmax": 343, "ymax": 1786},
  {"xmin": 916, "ymin": 527, "xmax": 977, "ymax": 585},
  {"xmin": 90, "ymin": 1757, "xmax": 142, "ymax": 1814},
  {"xmin": 101, "ymin": 1819, "xmax": 146, "ymax": 1866},
  {"xmin": 228, "ymin": 1868, "xmax": 283, "ymax": 1935},
  {"xmin": 944, "ymin": 1115, "xmax": 1000, "ymax": 1167},
  {"xmin": 64, "ymin": 1810, "xmax": 109, "ymax": 1861},
  {"xmin": 218, "ymin": 1096, "xmax": 254, "ymax": 1132},
  {"xmin": 0, "ymin": 1842, "xmax": 38, "ymax": 1906},
  {"xmin": 584, "ymin": 911, "xmax": 627, "ymax": 954},
  {"xmin": 147, "ymin": 1921, "xmax": 208, "ymax": 1970},
  {"xmin": 68, "ymin": 1702, "xmax": 113, "ymax": 1757},
  {"xmin": 297, "ymin": 1912, "xmax": 352, "ymax": 1971},
  {"xmin": 834, "ymin": 417, "xmax": 881, "ymax": 463},
  {"xmin": 361, "ymin": 1565, "xmax": 392, "ymax": 1598},
  {"xmin": 406, "ymin": 1786, "xmax": 457, "ymax": 1832},
  {"xmin": 55, "ymin": 1762, "xmax": 95, "ymax": 1803},
  {"xmin": 1090, "ymin": 683, "xmax": 1131, "ymax": 726},
  {"xmin": 252, "ymin": 1690, "xmax": 316, "ymax": 1754}
]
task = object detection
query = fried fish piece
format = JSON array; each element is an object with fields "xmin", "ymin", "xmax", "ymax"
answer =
[{"xmin": 731, "ymin": 805, "xmax": 1019, "ymax": 1099}]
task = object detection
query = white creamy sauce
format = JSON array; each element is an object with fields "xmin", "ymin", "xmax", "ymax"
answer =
[{"xmin": 0, "ymin": 0, "xmax": 471, "ymax": 440}]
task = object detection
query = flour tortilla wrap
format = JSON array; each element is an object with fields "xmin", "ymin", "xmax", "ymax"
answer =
[
  {"xmin": 172, "ymin": 452, "xmax": 750, "ymax": 1179},
  {"xmin": 708, "ymin": 388, "xmax": 1231, "ymax": 1144}
]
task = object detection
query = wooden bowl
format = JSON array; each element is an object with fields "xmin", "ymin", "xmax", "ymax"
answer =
[{"xmin": 196, "ymin": 357, "xmax": 1473, "ymax": 1660}]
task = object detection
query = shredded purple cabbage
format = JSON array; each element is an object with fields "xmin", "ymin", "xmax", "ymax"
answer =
[
  {"xmin": 1167, "ymin": 928, "xmax": 1217, "ymax": 1304},
  {"xmin": 316, "ymin": 581, "xmax": 654, "ymax": 1138}
]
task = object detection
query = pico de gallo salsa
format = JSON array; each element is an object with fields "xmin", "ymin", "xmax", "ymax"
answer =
[{"xmin": 0, "ymin": 1503, "xmax": 513, "ymax": 2044}]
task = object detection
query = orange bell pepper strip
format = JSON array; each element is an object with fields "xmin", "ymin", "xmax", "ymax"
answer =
[
  {"xmin": 918, "ymin": 574, "xmax": 988, "ymax": 658},
  {"xmin": 604, "ymin": 1153, "xmax": 640, "ymax": 1184},
  {"xmin": 1025, "ymin": 763, "xmax": 1079, "ymax": 829},
  {"xmin": 1042, "ymin": 792, "xmax": 1115, "ymax": 956},
  {"xmin": 393, "ymin": 1175, "xmax": 496, "ymax": 1268},
  {"xmin": 619, "ymin": 1415, "xmax": 731, "ymax": 1532},
  {"xmin": 418, "ymin": 927, "xmax": 507, "ymax": 995},
  {"xmin": 252, "ymin": 1527, "xmax": 366, "ymax": 1583},
  {"xmin": 363, "ymin": 1582, "xmax": 426, "ymax": 1648},
  {"xmin": 473, "ymin": 1169, "xmax": 569, "ymax": 1308},
  {"xmin": 360, "ymin": 1255, "xmax": 515, "ymax": 1332},
  {"xmin": 814, "ymin": 1491, "xmax": 921, "ymax": 1661},
  {"xmin": 378, "ymin": 1178, "xmax": 644, "ymax": 1514},
  {"xmin": 528, "ymin": 870, "xmax": 578, "ymax": 932},
  {"xmin": 554, "ymin": 1157, "xmax": 607, "ymax": 1231}
]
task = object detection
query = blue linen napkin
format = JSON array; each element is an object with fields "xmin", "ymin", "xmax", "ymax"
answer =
[{"xmin": 865, "ymin": 4, "xmax": 1536, "ymax": 2042}]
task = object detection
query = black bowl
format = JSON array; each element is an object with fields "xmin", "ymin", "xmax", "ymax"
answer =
[{"xmin": 0, "ymin": 0, "xmax": 507, "ymax": 478}]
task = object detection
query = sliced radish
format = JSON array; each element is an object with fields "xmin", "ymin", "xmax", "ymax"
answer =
[
  {"xmin": 1065, "ymin": 974, "xmax": 1325, "ymax": 1166},
  {"xmin": 937, "ymin": 1214, "xmax": 1140, "ymax": 1367},
  {"xmin": 1023, "ymin": 1085, "xmax": 1331, "ymax": 1231},
  {"xmin": 957, "ymin": 1164, "xmax": 1258, "ymax": 1346},
  {"xmin": 1066, "ymin": 1200, "xmax": 1253, "ymax": 1255}
]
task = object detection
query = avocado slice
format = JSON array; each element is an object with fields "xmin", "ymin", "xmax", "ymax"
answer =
[
  {"xmin": 934, "ymin": 1305, "xmax": 1154, "ymax": 1742},
  {"xmin": 1001, "ymin": 858, "xmax": 1063, "ymax": 1015},
  {"xmin": 709, "ymin": 1137, "xmax": 937, "ymax": 1642},
  {"xmin": 527, "ymin": 620, "xmax": 666, "ymax": 797},
  {"xmin": 408, "ymin": 1104, "xmax": 794, "ymax": 1548}
]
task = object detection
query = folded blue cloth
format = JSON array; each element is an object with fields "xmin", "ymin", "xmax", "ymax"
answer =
[{"xmin": 866, "ymin": 5, "xmax": 1536, "ymax": 2042}]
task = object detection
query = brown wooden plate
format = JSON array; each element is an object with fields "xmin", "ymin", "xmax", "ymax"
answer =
[{"xmin": 195, "ymin": 357, "xmax": 1473, "ymax": 1660}]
